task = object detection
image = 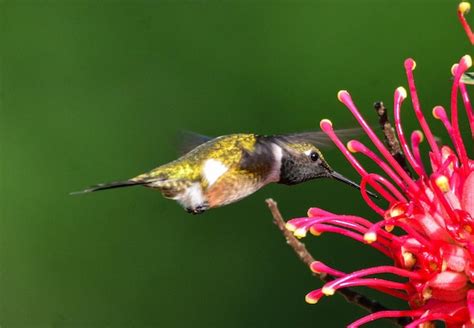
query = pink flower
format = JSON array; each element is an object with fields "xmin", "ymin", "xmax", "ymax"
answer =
[{"xmin": 286, "ymin": 55, "xmax": 474, "ymax": 327}]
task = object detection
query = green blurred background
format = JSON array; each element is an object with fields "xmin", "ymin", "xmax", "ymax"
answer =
[{"xmin": 1, "ymin": 1, "xmax": 472, "ymax": 327}]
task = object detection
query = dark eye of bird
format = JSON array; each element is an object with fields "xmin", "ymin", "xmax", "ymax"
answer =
[{"xmin": 310, "ymin": 152, "xmax": 319, "ymax": 162}]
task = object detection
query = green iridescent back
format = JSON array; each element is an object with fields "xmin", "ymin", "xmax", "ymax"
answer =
[{"xmin": 142, "ymin": 134, "xmax": 258, "ymax": 182}]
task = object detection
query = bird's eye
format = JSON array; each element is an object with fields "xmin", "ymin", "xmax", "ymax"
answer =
[{"xmin": 310, "ymin": 152, "xmax": 319, "ymax": 162}]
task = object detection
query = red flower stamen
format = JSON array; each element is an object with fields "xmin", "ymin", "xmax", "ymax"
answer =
[
  {"xmin": 347, "ymin": 310, "xmax": 424, "ymax": 328},
  {"xmin": 458, "ymin": 2, "xmax": 474, "ymax": 44},
  {"xmin": 348, "ymin": 140, "xmax": 406, "ymax": 194},
  {"xmin": 360, "ymin": 173, "xmax": 403, "ymax": 215},
  {"xmin": 404, "ymin": 59, "xmax": 441, "ymax": 163},
  {"xmin": 310, "ymin": 261, "xmax": 345, "ymax": 277},
  {"xmin": 324, "ymin": 278, "xmax": 410, "ymax": 296},
  {"xmin": 321, "ymin": 120, "xmax": 406, "ymax": 208},
  {"xmin": 337, "ymin": 91, "xmax": 421, "ymax": 194},
  {"xmin": 404, "ymin": 313, "xmax": 456, "ymax": 328},
  {"xmin": 310, "ymin": 262, "xmax": 410, "ymax": 300},
  {"xmin": 459, "ymin": 82, "xmax": 474, "ymax": 137},
  {"xmin": 324, "ymin": 265, "xmax": 425, "ymax": 290},
  {"xmin": 450, "ymin": 57, "xmax": 471, "ymax": 173},
  {"xmin": 393, "ymin": 86, "xmax": 426, "ymax": 177},
  {"xmin": 410, "ymin": 130, "xmax": 425, "ymax": 174},
  {"xmin": 433, "ymin": 105, "xmax": 454, "ymax": 137}
]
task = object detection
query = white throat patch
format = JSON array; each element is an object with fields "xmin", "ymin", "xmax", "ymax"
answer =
[{"xmin": 268, "ymin": 143, "xmax": 283, "ymax": 182}]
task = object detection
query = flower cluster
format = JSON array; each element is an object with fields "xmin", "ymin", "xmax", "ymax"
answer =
[{"xmin": 286, "ymin": 54, "xmax": 474, "ymax": 327}]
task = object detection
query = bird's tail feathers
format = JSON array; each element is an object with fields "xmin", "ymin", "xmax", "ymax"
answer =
[{"xmin": 70, "ymin": 179, "xmax": 147, "ymax": 195}]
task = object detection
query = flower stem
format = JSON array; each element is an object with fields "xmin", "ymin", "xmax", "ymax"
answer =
[{"xmin": 374, "ymin": 101, "xmax": 412, "ymax": 177}]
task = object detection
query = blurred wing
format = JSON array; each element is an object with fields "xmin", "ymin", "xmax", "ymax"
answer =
[
  {"xmin": 275, "ymin": 128, "xmax": 362, "ymax": 148},
  {"xmin": 177, "ymin": 131, "xmax": 213, "ymax": 155}
]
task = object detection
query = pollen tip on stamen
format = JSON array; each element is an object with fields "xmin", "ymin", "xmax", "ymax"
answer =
[
  {"xmin": 364, "ymin": 231, "xmax": 377, "ymax": 243},
  {"xmin": 337, "ymin": 90, "xmax": 349, "ymax": 103},
  {"xmin": 294, "ymin": 228, "xmax": 307, "ymax": 238},
  {"xmin": 309, "ymin": 226, "xmax": 322, "ymax": 236},
  {"xmin": 463, "ymin": 54, "xmax": 473, "ymax": 68},
  {"xmin": 395, "ymin": 86, "xmax": 407, "ymax": 99},
  {"xmin": 403, "ymin": 252, "xmax": 416, "ymax": 269},
  {"xmin": 422, "ymin": 287, "xmax": 432, "ymax": 301},
  {"xmin": 413, "ymin": 130, "xmax": 424, "ymax": 142},
  {"xmin": 285, "ymin": 222, "xmax": 297, "ymax": 232},
  {"xmin": 435, "ymin": 175, "xmax": 450, "ymax": 193},
  {"xmin": 310, "ymin": 261, "xmax": 322, "ymax": 273},
  {"xmin": 305, "ymin": 293, "xmax": 320, "ymax": 304},
  {"xmin": 347, "ymin": 140, "xmax": 357, "ymax": 153},
  {"xmin": 459, "ymin": 2, "xmax": 471, "ymax": 14},
  {"xmin": 322, "ymin": 286, "xmax": 335, "ymax": 296},
  {"xmin": 319, "ymin": 119, "xmax": 333, "ymax": 130},
  {"xmin": 384, "ymin": 224, "xmax": 395, "ymax": 232},
  {"xmin": 390, "ymin": 206, "xmax": 404, "ymax": 217},
  {"xmin": 441, "ymin": 260, "xmax": 448, "ymax": 272},
  {"xmin": 404, "ymin": 58, "xmax": 416, "ymax": 70},
  {"xmin": 452, "ymin": 64, "xmax": 459, "ymax": 76},
  {"xmin": 386, "ymin": 203, "xmax": 406, "ymax": 219},
  {"xmin": 432, "ymin": 106, "xmax": 443, "ymax": 119}
]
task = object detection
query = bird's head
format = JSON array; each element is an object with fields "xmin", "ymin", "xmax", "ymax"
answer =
[{"xmin": 274, "ymin": 134, "xmax": 367, "ymax": 194}]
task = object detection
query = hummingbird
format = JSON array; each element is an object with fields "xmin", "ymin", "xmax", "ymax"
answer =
[{"xmin": 72, "ymin": 131, "xmax": 372, "ymax": 214}]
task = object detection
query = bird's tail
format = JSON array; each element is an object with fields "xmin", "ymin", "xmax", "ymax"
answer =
[{"xmin": 70, "ymin": 179, "xmax": 147, "ymax": 195}]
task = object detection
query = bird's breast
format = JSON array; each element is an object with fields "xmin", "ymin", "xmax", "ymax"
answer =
[{"xmin": 203, "ymin": 170, "xmax": 265, "ymax": 207}]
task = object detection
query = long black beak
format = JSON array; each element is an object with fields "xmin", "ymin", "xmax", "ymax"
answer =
[{"xmin": 330, "ymin": 171, "xmax": 378, "ymax": 199}]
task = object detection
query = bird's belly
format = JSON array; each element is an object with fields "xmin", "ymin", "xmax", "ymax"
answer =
[
  {"xmin": 204, "ymin": 178, "xmax": 264, "ymax": 208},
  {"xmin": 174, "ymin": 182, "xmax": 206, "ymax": 209}
]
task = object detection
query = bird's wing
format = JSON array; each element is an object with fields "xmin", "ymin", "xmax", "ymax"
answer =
[
  {"xmin": 145, "ymin": 177, "xmax": 193, "ymax": 198},
  {"xmin": 274, "ymin": 128, "xmax": 362, "ymax": 148},
  {"xmin": 239, "ymin": 138, "xmax": 275, "ymax": 174},
  {"xmin": 176, "ymin": 131, "xmax": 213, "ymax": 155}
]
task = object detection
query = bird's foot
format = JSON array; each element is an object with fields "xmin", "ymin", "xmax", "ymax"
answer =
[{"xmin": 186, "ymin": 203, "xmax": 209, "ymax": 215}]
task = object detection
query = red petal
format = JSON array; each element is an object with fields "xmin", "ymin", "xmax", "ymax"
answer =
[
  {"xmin": 468, "ymin": 290, "xmax": 474, "ymax": 325},
  {"xmin": 441, "ymin": 244, "xmax": 470, "ymax": 272},
  {"xmin": 430, "ymin": 285, "xmax": 469, "ymax": 302},
  {"xmin": 428, "ymin": 271, "xmax": 468, "ymax": 290}
]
